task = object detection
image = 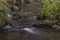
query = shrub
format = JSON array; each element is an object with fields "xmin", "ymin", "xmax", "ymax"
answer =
[
  {"xmin": 38, "ymin": 0, "xmax": 60, "ymax": 20},
  {"xmin": 0, "ymin": 0, "xmax": 9, "ymax": 28}
]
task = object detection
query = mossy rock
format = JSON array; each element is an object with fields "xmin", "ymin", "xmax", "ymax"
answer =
[
  {"xmin": 22, "ymin": 12, "xmax": 33, "ymax": 16},
  {"xmin": 10, "ymin": 6, "xmax": 19, "ymax": 11},
  {"xmin": 52, "ymin": 25, "xmax": 60, "ymax": 29}
]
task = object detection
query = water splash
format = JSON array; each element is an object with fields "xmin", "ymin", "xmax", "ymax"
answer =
[
  {"xmin": 7, "ymin": 14, "xmax": 12, "ymax": 18},
  {"xmin": 3, "ymin": 24, "xmax": 12, "ymax": 29},
  {"xmin": 21, "ymin": 28, "xmax": 40, "ymax": 34}
]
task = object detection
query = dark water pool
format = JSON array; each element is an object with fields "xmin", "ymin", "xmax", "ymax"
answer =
[{"xmin": 0, "ymin": 29, "xmax": 60, "ymax": 40}]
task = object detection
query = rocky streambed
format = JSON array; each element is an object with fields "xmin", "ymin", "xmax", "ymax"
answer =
[
  {"xmin": 0, "ymin": 13, "xmax": 60, "ymax": 40},
  {"xmin": 0, "ymin": 1, "xmax": 60, "ymax": 40}
]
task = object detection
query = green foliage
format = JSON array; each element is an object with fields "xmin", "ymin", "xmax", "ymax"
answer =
[
  {"xmin": 38, "ymin": 0, "xmax": 60, "ymax": 20},
  {"xmin": 12, "ymin": 6, "xmax": 19, "ymax": 11},
  {"xmin": 0, "ymin": 0, "xmax": 9, "ymax": 13},
  {"xmin": 0, "ymin": 0, "xmax": 9, "ymax": 28}
]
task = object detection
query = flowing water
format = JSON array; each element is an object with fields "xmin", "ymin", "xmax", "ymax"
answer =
[
  {"xmin": 0, "ymin": 13, "xmax": 60, "ymax": 40},
  {"xmin": 0, "ymin": 27, "xmax": 60, "ymax": 40}
]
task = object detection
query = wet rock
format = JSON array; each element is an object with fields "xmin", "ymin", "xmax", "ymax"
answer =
[
  {"xmin": 18, "ymin": 16, "xmax": 21, "ymax": 18},
  {"xmin": 10, "ymin": 7, "xmax": 15, "ymax": 11},
  {"xmin": 9, "ymin": 23, "xmax": 13, "ymax": 26},
  {"xmin": 12, "ymin": 17, "xmax": 18, "ymax": 20},
  {"xmin": 32, "ymin": 24, "xmax": 39, "ymax": 28},
  {"xmin": 32, "ymin": 24, "xmax": 52, "ymax": 29},
  {"xmin": 3, "ymin": 24, "xmax": 12, "ymax": 32},
  {"xmin": 12, "ymin": 14, "xmax": 21, "ymax": 20}
]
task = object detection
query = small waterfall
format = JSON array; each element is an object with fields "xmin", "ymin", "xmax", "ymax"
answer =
[
  {"xmin": 7, "ymin": 14, "xmax": 13, "ymax": 18},
  {"xmin": 21, "ymin": 28, "xmax": 40, "ymax": 34},
  {"xmin": 3, "ymin": 25, "xmax": 12, "ymax": 29},
  {"xmin": 3, "ymin": 14, "xmax": 40, "ymax": 35}
]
